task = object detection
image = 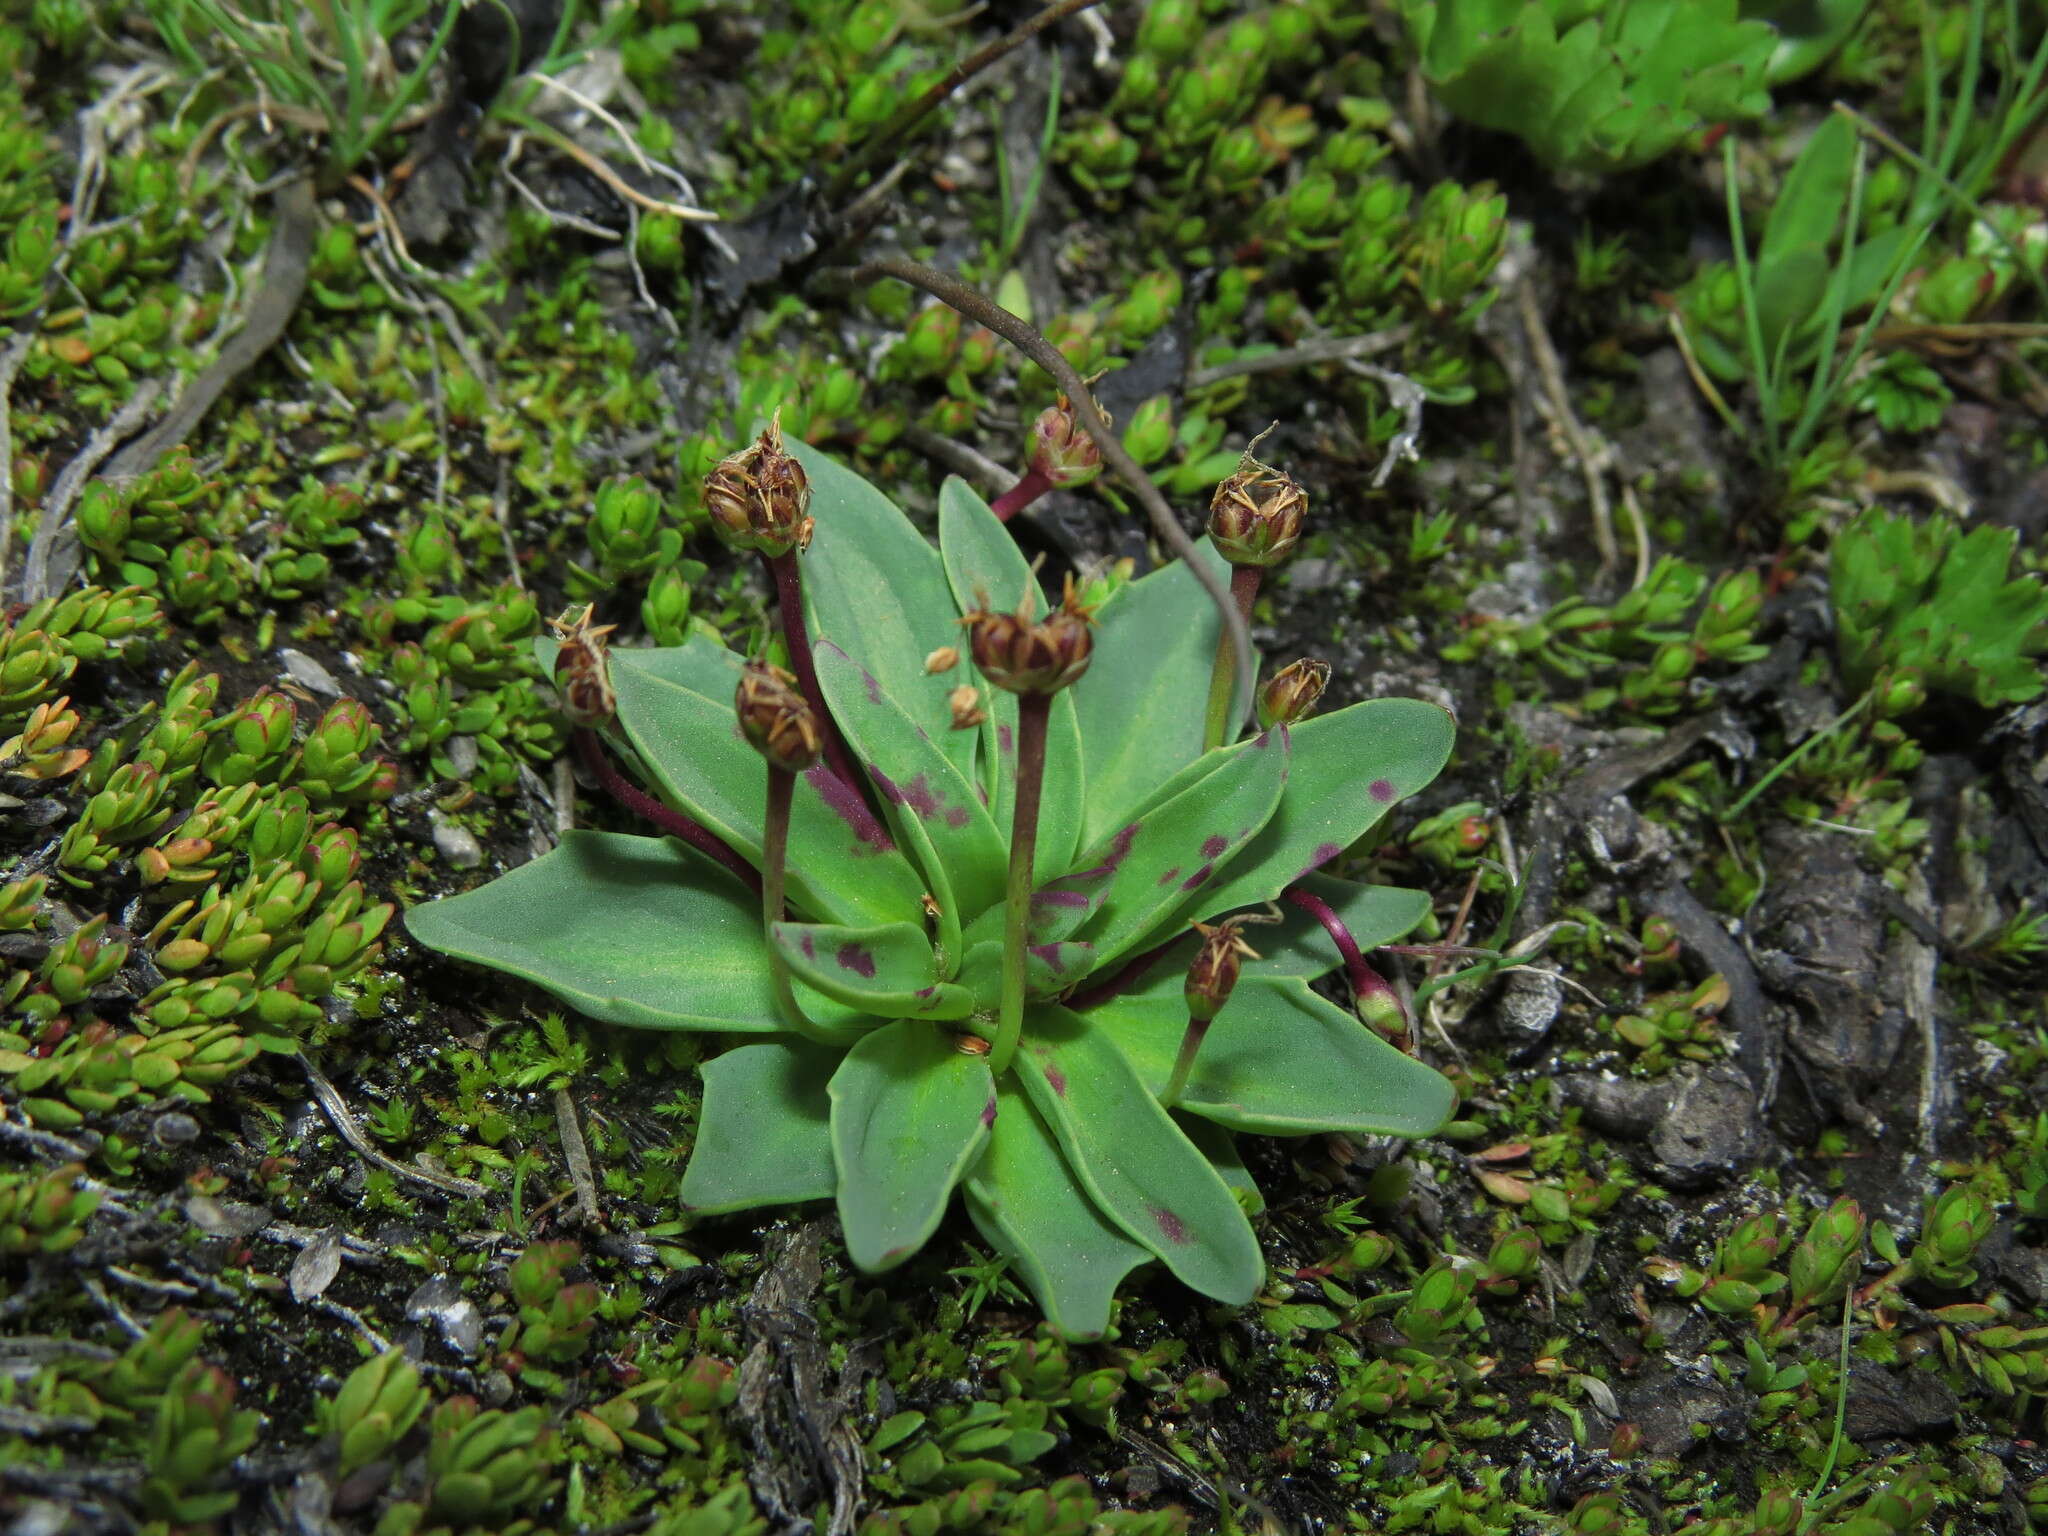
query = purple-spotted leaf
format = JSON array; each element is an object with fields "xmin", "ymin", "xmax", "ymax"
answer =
[
  {"xmin": 771, "ymin": 919, "xmax": 975, "ymax": 1019},
  {"xmin": 607, "ymin": 649, "xmax": 926, "ymax": 928},
  {"xmin": 1014, "ymin": 1004, "xmax": 1264, "ymax": 1304},
  {"xmin": 965, "ymin": 1081, "xmax": 1151, "ymax": 1341},
  {"xmin": 936, "ymin": 477, "xmax": 1085, "ymax": 878},
  {"xmin": 1065, "ymin": 726, "xmax": 1290, "ymax": 969},
  {"xmin": 791, "ymin": 439, "xmax": 976, "ymax": 782},
  {"xmin": 812, "ymin": 638, "xmax": 1006, "ymax": 943},
  {"xmin": 405, "ymin": 831, "xmax": 864, "ymax": 1034},
  {"xmin": 681, "ymin": 1040, "xmax": 839, "ymax": 1213},
  {"xmin": 1170, "ymin": 699, "xmax": 1454, "ymax": 928},
  {"xmin": 955, "ymin": 936, "xmax": 1096, "ymax": 1009},
  {"xmin": 1067, "ymin": 539, "xmax": 1253, "ymax": 848},
  {"xmin": 830, "ymin": 1020, "xmax": 995, "ymax": 1272},
  {"xmin": 1136, "ymin": 873, "xmax": 1433, "ymax": 984},
  {"xmin": 1085, "ymin": 973, "xmax": 1455, "ymax": 1137}
]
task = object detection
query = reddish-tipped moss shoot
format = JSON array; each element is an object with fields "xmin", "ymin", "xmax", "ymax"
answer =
[
  {"xmin": 737, "ymin": 661, "xmax": 836, "ymax": 1042},
  {"xmin": 964, "ymin": 577, "xmax": 1096, "ymax": 1071},
  {"xmin": 1202, "ymin": 445, "xmax": 1309, "ymax": 751},
  {"xmin": 1163, "ymin": 920, "xmax": 1259, "ymax": 1107}
]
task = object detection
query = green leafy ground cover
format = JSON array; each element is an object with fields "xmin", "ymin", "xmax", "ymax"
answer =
[{"xmin": 2, "ymin": 1, "xmax": 2048, "ymax": 1532}]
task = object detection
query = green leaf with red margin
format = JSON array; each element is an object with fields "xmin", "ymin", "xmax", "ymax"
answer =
[
  {"xmin": 1169, "ymin": 698, "xmax": 1454, "ymax": 929},
  {"xmin": 680, "ymin": 1039, "xmax": 838, "ymax": 1213},
  {"xmin": 964, "ymin": 1080, "xmax": 1152, "ymax": 1341},
  {"xmin": 404, "ymin": 831, "xmax": 865, "ymax": 1034},
  {"xmin": 771, "ymin": 919, "xmax": 975, "ymax": 1019},
  {"xmin": 829, "ymin": 1020, "xmax": 995, "ymax": 1271},
  {"xmin": 1014, "ymin": 1003, "xmax": 1263, "ymax": 1304},
  {"xmin": 812, "ymin": 637, "xmax": 1005, "ymax": 949},
  {"xmin": 1082, "ymin": 973, "xmax": 1455, "ymax": 1137},
  {"xmin": 790, "ymin": 439, "xmax": 975, "ymax": 782},
  {"xmin": 1061, "ymin": 725, "xmax": 1290, "ymax": 969},
  {"xmin": 605, "ymin": 648, "xmax": 926, "ymax": 928}
]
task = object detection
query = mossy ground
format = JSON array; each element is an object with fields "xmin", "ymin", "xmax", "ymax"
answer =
[{"xmin": 3, "ymin": 2, "xmax": 2048, "ymax": 1533}]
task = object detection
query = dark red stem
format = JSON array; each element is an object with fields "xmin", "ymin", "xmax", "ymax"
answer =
[
  {"xmin": 1282, "ymin": 883, "xmax": 1408, "ymax": 1029},
  {"xmin": 991, "ymin": 466, "xmax": 1054, "ymax": 522},
  {"xmin": 574, "ymin": 729, "xmax": 761, "ymax": 892},
  {"xmin": 763, "ymin": 549, "xmax": 863, "ymax": 792}
]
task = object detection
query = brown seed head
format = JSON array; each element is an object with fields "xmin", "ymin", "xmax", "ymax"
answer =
[
  {"xmin": 947, "ymin": 684, "xmax": 988, "ymax": 730},
  {"xmin": 960, "ymin": 576, "xmax": 1096, "ymax": 697},
  {"xmin": 1208, "ymin": 443, "xmax": 1307, "ymax": 568},
  {"xmin": 924, "ymin": 646, "xmax": 960, "ymax": 675},
  {"xmin": 1257, "ymin": 657, "xmax": 1331, "ymax": 730},
  {"xmin": 704, "ymin": 414, "xmax": 813, "ymax": 557},
  {"xmin": 1185, "ymin": 919, "xmax": 1260, "ymax": 1024},
  {"xmin": 547, "ymin": 606, "xmax": 618, "ymax": 728},
  {"xmin": 735, "ymin": 661, "xmax": 823, "ymax": 773},
  {"xmin": 1027, "ymin": 395, "xmax": 1107, "ymax": 490}
]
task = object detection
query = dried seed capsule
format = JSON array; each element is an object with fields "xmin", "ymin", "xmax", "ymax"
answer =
[
  {"xmin": 547, "ymin": 606, "xmax": 618, "ymax": 729},
  {"xmin": 735, "ymin": 662, "xmax": 823, "ymax": 773},
  {"xmin": 1184, "ymin": 919, "xmax": 1258, "ymax": 1024},
  {"xmin": 704, "ymin": 415, "xmax": 813, "ymax": 557},
  {"xmin": 1208, "ymin": 447, "xmax": 1307, "ymax": 567},
  {"xmin": 947, "ymin": 684, "xmax": 987, "ymax": 730},
  {"xmin": 1256, "ymin": 658, "xmax": 1330, "ymax": 729},
  {"xmin": 960, "ymin": 579, "xmax": 1095, "ymax": 696},
  {"xmin": 1026, "ymin": 396, "xmax": 1107, "ymax": 490},
  {"xmin": 924, "ymin": 646, "xmax": 960, "ymax": 675}
]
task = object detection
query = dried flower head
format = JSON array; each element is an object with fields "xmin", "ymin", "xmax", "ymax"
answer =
[
  {"xmin": 960, "ymin": 577, "xmax": 1096, "ymax": 697},
  {"xmin": 1257, "ymin": 657, "xmax": 1331, "ymax": 730},
  {"xmin": 735, "ymin": 661, "xmax": 823, "ymax": 773},
  {"xmin": 1184, "ymin": 919, "xmax": 1260, "ymax": 1024},
  {"xmin": 947, "ymin": 683, "xmax": 988, "ymax": 730},
  {"xmin": 704, "ymin": 414, "xmax": 813, "ymax": 558},
  {"xmin": 547, "ymin": 606, "xmax": 618, "ymax": 729},
  {"xmin": 1208, "ymin": 440, "xmax": 1307, "ymax": 568},
  {"xmin": 924, "ymin": 646, "xmax": 960, "ymax": 675},
  {"xmin": 1027, "ymin": 395, "xmax": 1108, "ymax": 490}
]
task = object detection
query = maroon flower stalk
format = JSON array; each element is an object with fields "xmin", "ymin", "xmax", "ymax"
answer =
[
  {"xmin": 572, "ymin": 730, "xmax": 759, "ymax": 893},
  {"xmin": 1282, "ymin": 884, "xmax": 1411, "ymax": 1044},
  {"xmin": 763, "ymin": 548, "xmax": 863, "ymax": 792},
  {"xmin": 991, "ymin": 466, "xmax": 1055, "ymax": 522}
]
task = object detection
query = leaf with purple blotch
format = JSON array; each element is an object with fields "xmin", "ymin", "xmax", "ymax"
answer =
[
  {"xmin": 812, "ymin": 637, "xmax": 1006, "ymax": 949},
  {"xmin": 1013, "ymin": 1003, "xmax": 1263, "ymax": 1304},
  {"xmin": 680, "ymin": 1039, "xmax": 839, "ymax": 1213},
  {"xmin": 954, "ymin": 935, "xmax": 1097, "ymax": 1009},
  {"xmin": 771, "ymin": 919, "xmax": 974, "ymax": 1019},
  {"xmin": 1169, "ymin": 698, "xmax": 1454, "ymax": 930},
  {"xmin": 607, "ymin": 649, "xmax": 927, "ymax": 928},
  {"xmin": 1066, "ymin": 725, "xmax": 1291, "ymax": 969},
  {"xmin": 405, "ymin": 831, "xmax": 869, "ymax": 1035},
  {"xmin": 964, "ymin": 1080, "xmax": 1151, "ymax": 1341},
  {"xmin": 829, "ymin": 1020, "xmax": 995, "ymax": 1271},
  {"xmin": 1083, "ymin": 973, "xmax": 1455, "ymax": 1137}
]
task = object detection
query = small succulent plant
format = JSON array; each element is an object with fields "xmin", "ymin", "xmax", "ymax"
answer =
[{"xmin": 408, "ymin": 431, "xmax": 1456, "ymax": 1337}]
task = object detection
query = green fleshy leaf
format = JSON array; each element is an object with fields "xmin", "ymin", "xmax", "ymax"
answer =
[
  {"xmin": 607, "ymin": 649, "xmax": 926, "ymax": 927},
  {"xmin": 790, "ymin": 439, "xmax": 975, "ymax": 781},
  {"xmin": 405, "ymin": 831, "xmax": 860, "ymax": 1033},
  {"xmin": 1060, "ymin": 726, "xmax": 1290, "ymax": 969},
  {"xmin": 597, "ymin": 633, "xmax": 745, "ymax": 696},
  {"xmin": 1178, "ymin": 1115, "xmax": 1265, "ymax": 1216},
  {"xmin": 1067, "ymin": 540, "xmax": 1248, "ymax": 848},
  {"xmin": 1171, "ymin": 699, "xmax": 1454, "ymax": 930},
  {"xmin": 681, "ymin": 1040, "xmax": 839, "ymax": 1213},
  {"xmin": 1014, "ymin": 1004, "xmax": 1264, "ymax": 1304},
  {"xmin": 813, "ymin": 638, "xmax": 1005, "ymax": 941},
  {"xmin": 964, "ymin": 1081, "xmax": 1151, "ymax": 1341},
  {"xmin": 935, "ymin": 477, "xmax": 1085, "ymax": 879},
  {"xmin": 1086, "ymin": 974, "xmax": 1455, "ymax": 1137},
  {"xmin": 956, "ymin": 936, "xmax": 1096, "ymax": 1008},
  {"xmin": 772, "ymin": 919, "xmax": 975, "ymax": 1019},
  {"xmin": 830, "ymin": 1021, "xmax": 995, "ymax": 1271}
]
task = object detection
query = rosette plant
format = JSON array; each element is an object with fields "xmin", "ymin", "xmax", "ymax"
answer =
[{"xmin": 406, "ymin": 432, "xmax": 1457, "ymax": 1339}]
